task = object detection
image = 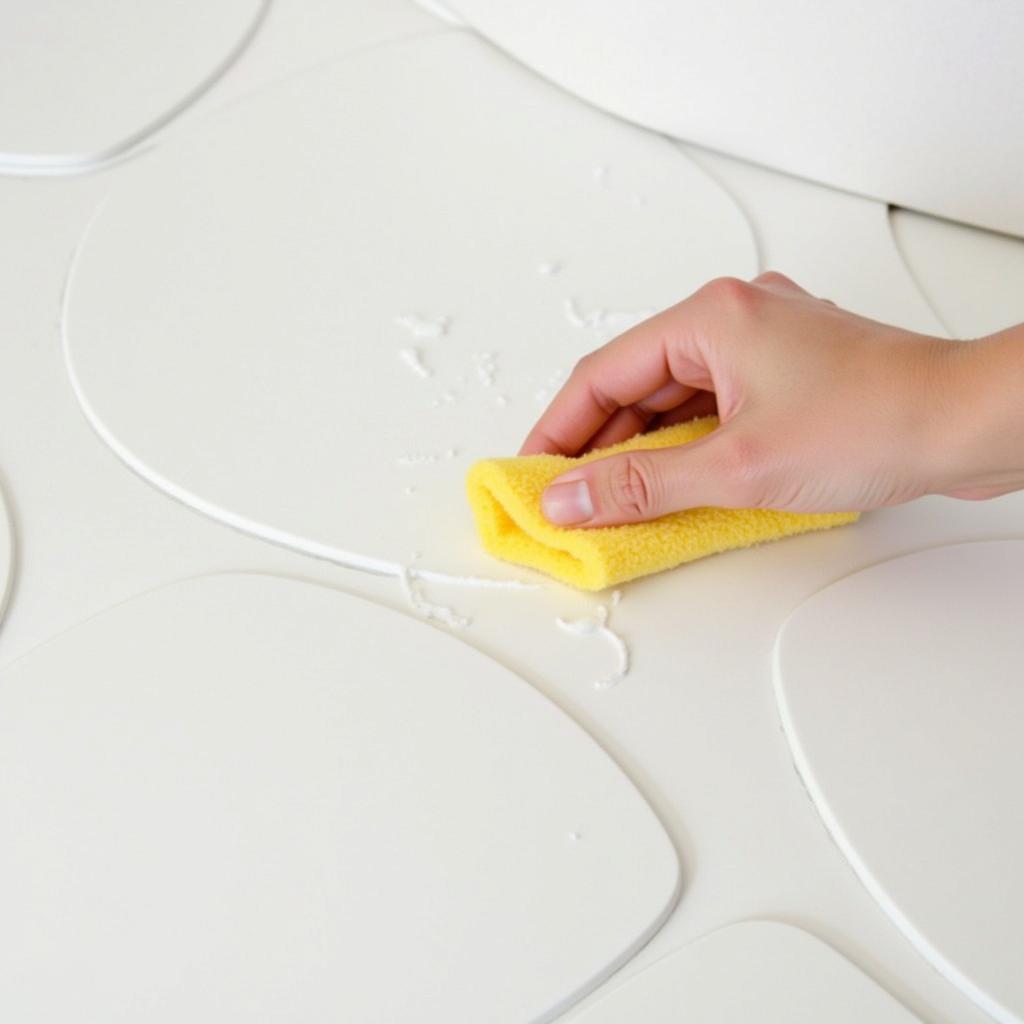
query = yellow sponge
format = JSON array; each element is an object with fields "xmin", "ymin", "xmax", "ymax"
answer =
[{"xmin": 466, "ymin": 417, "xmax": 858, "ymax": 591}]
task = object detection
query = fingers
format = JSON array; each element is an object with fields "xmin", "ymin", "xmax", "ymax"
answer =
[
  {"xmin": 653, "ymin": 389, "xmax": 718, "ymax": 427},
  {"xmin": 518, "ymin": 277, "xmax": 745, "ymax": 456},
  {"xmin": 541, "ymin": 425, "xmax": 766, "ymax": 526},
  {"xmin": 519, "ymin": 306, "xmax": 696, "ymax": 456},
  {"xmin": 519, "ymin": 272, "xmax": 806, "ymax": 459},
  {"xmin": 582, "ymin": 379, "xmax": 695, "ymax": 452}
]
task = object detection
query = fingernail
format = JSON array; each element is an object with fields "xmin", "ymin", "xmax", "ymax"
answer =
[{"xmin": 542, "ymin": 479, "xmax": 593, "ymax": 525}]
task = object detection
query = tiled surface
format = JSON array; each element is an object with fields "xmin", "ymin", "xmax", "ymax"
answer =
[
  {"xmin": 0, "ymin": 0, "xmax": 269, "ymax": 171},
  {"xmin": 0, "ymin": 4, "xmax": 1019, "ymax": 1021}
]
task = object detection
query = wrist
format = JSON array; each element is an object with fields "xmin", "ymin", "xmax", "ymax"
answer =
[{"xmin": 927, "ymin": 328, "xmax": 1024, "ymax": 500}]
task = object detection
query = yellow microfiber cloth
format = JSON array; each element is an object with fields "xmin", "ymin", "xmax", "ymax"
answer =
[{"xmin": 466, "ymin": 416, "xmax": 859, "ymax": 590}]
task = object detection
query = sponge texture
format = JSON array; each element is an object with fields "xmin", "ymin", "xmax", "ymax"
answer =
[{"xmin": 466, "ymin": 417, "xmax": 859, "ymax": 591}]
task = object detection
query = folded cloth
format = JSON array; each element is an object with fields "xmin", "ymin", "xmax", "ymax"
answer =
[{"xmin": 466, "ymin": 416, "xmax": 859, "ymax": 590}]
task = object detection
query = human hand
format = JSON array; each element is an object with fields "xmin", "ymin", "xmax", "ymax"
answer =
[{"xmin": 522, "ymin": 272, "xmax": 1024, "ymax": 527}]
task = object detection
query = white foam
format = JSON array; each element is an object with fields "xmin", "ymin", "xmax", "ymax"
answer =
[
  {"xmin": 563, "ymin": 297, "xmax": 654, "ymax": 331},
  {"xmin": 398, "ymin": 346, "xmax": 432, "ymax": 379},
  {"xmin": 399, "ymin": 565, "xmax": 471, "ymax": 629},
  {"xmin": 397, "ymin": 453, "xmax": 438, "ymax": 466},
  {"xmin": 556, "ymin": 596, "xmax": 631, "ymax": 690},
  {"xmin": 473, "ymin": 351, "xmax": 497, "ymax": 388},
  {"xmin": 537, "ymin": 260, "xmax": 562, "ymax": 276},
  {"xmin": 430, "ymin": 389, "xmax": 458, "ymax": 408},
  {"xmin": 534, "ymin": 367, "xmax": 569, "ymax": 404},
  {"xmin": 395, "ymin": 313, "xmax": 450, "ymax": 339}
]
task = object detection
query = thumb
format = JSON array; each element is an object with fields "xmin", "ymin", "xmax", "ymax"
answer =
[{"xmin": 541, "ymin": 429, "xmax": 762, "ymax": 527}]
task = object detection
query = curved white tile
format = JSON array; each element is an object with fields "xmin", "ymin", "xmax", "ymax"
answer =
[
  {"xmin": 0, "ymin": 573, "xmax": 680, "ymax": 1022},
  {"xmin": 62, "ymin": 31, "xmax": 756, "ymax": 583},
  {"xmin": 194, "ymin": 0, "xmax": 454, "ymax": 117},
  {"xmin": 574, "ymin": 921, "xmax": 919, "ymax": 1023},
  {"xmin": 0, "ymin": 0, "xmax": 269, "ymax": 173},
  {"xmin": 774, "ymin": 541, "xmax": 1024, "ymax": 1024},
  {"xmin": 444, "ymin": 1, "xmax": 1024, "ymax": 236},
  {"xmin": 0, "ymin": 480, "xmax": 12, "ymax": 626},
  {"xmin": 682, "ymin": 148, "xmax": 946, "ymax": 337},
  {"xmin": 890, "ymin": 210, "xmax": 1024, "ymax": 340}
]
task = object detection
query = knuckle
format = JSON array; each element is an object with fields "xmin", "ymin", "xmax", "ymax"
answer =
[
  {"xmin": 608, "ymin": 453, "xmax": 659, "ymax": 519},
  {"xmin": 700, "ymin": 275, "xmax": 757, "ymax": 314},
  {"xmin": 570, "ymin": 352, "xmax": 594, "ymax": 378},
  {"xmin": 753, "ymin": 269, "xmax": 795, "ymax": 289}
]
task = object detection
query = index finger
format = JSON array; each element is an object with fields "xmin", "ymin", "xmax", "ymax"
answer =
[{"xmin": 519, "ymin": 301, "xmax": 700, "ymax": 456}]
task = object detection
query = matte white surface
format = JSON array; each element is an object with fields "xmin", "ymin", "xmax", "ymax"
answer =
[
  {"xmin": 63, "ymin": 31, "xmax": 756, "ymax": 582},
  {"xmin": 571, "ymin": 921, "xmax": 919, "ymax": 1023},
  {"xmin": 0, "ymin": 173, "xmax": 402, "ymax": 667},
  {"xmin": 0, "ymin": 175, "xmax": 1006, "ymax": 1024},
  {"xmin": 891, "ymin": 210, "xmax": 1024, "ymax": 339},
  {"xmin": 0, "ymin": 31, "xmax": 1017, "ymax": 1024},
  {"xmin": 191, "ymin": 0, "xmax": 450, "ymax": 118},
  {"xmin": 446, "ymin": 0, "xmax": 1024, "ymax": 236},
  {"xmin": 0, "ymin": 0, "xmax": 269, "ymax": 172},
  {"xmin": 0, "ymin": 482, "xmax": 11, "ymax": 627},
  {"xmin": 0, "ymin": 572, "xmax": 679, "ymax": 1022},
  {"xmin": 683, "ymin": 148, "xmax": 946, "ymax": 337},
  {"xmin": 774, "ymin": 542, "xmax": 1024, "ymax": 1024}
]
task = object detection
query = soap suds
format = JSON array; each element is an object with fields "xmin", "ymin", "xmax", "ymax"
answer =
[
  {"xmin": 567, "ymin": 831, "xmax": 581, "ymax": 842},
  {"xmin": 430, "ymin": 390, "xmax": 458, "ymax": 408},
  {"xmin": 563, "ymin": 297, "xmax": 654, "ymax": 332},
  {"xmin": 557, "ymin": 591, "xmax": 630, "ymax": 690},
  {"xmin": 60, "ymin": 223, "xmax": 540, "ymax": 594},
  {"xmin": 399, "ymin": 565, "xmax": 471, "ymax": 629},
  {"xmin": 395, "ymin": 313, "xmax": 450, "ymax": 339},
  {"xmin": 537, "ymin": 260, "xmax": 562, "ymax": 276},
  {"xmin": 415, "ymin": 572, "xmax": 541, "ymax": 591},
  {"xmin": 535, "ymin": 367, "xmax": 569, "ymax": 404},
  {"xmin": 473, "ymin": 351, "xmax": 497, "ymax": 388},
  {"xmin": 398, "ymin": 346, "xmax": 432, "ymax": 379},
  {"xmin": 397, "ymin": 448, "xmax": 457, "ymax": 467}
]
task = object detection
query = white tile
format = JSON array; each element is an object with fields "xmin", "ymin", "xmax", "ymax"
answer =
[
  {"xmin": 0, "ymin": 0, "xmax": 269, "ymax": 172},
  {"xmin": 775, "ymin": 541, "xmax": 1024, "ymax": 1024},
  {"xmin": 0, "ymin": 480, "xmax": 12, "ymax": 627},
  {"xmin": 571, "ymin": 921, "xmax": 919, "ymax": 1023},
  {"xmin": 0, "ymin": 573, "xmax": 680, "ymax": 1023},
  {"xmin": 61, "ymin": 32, "xmax": 757, "ymax": 581},
  {"xmin": 681, "ymin": 147, "xmax": 947, "ymax": 337},
  {"xmin": 891, "ymin": 210, "xmax": 1024, "ymax": 339}
]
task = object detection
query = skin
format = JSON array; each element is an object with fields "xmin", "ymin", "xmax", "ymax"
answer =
[{"xmin": 521, "ymin": 272, "xmax": 1024, "ymax": 527}]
